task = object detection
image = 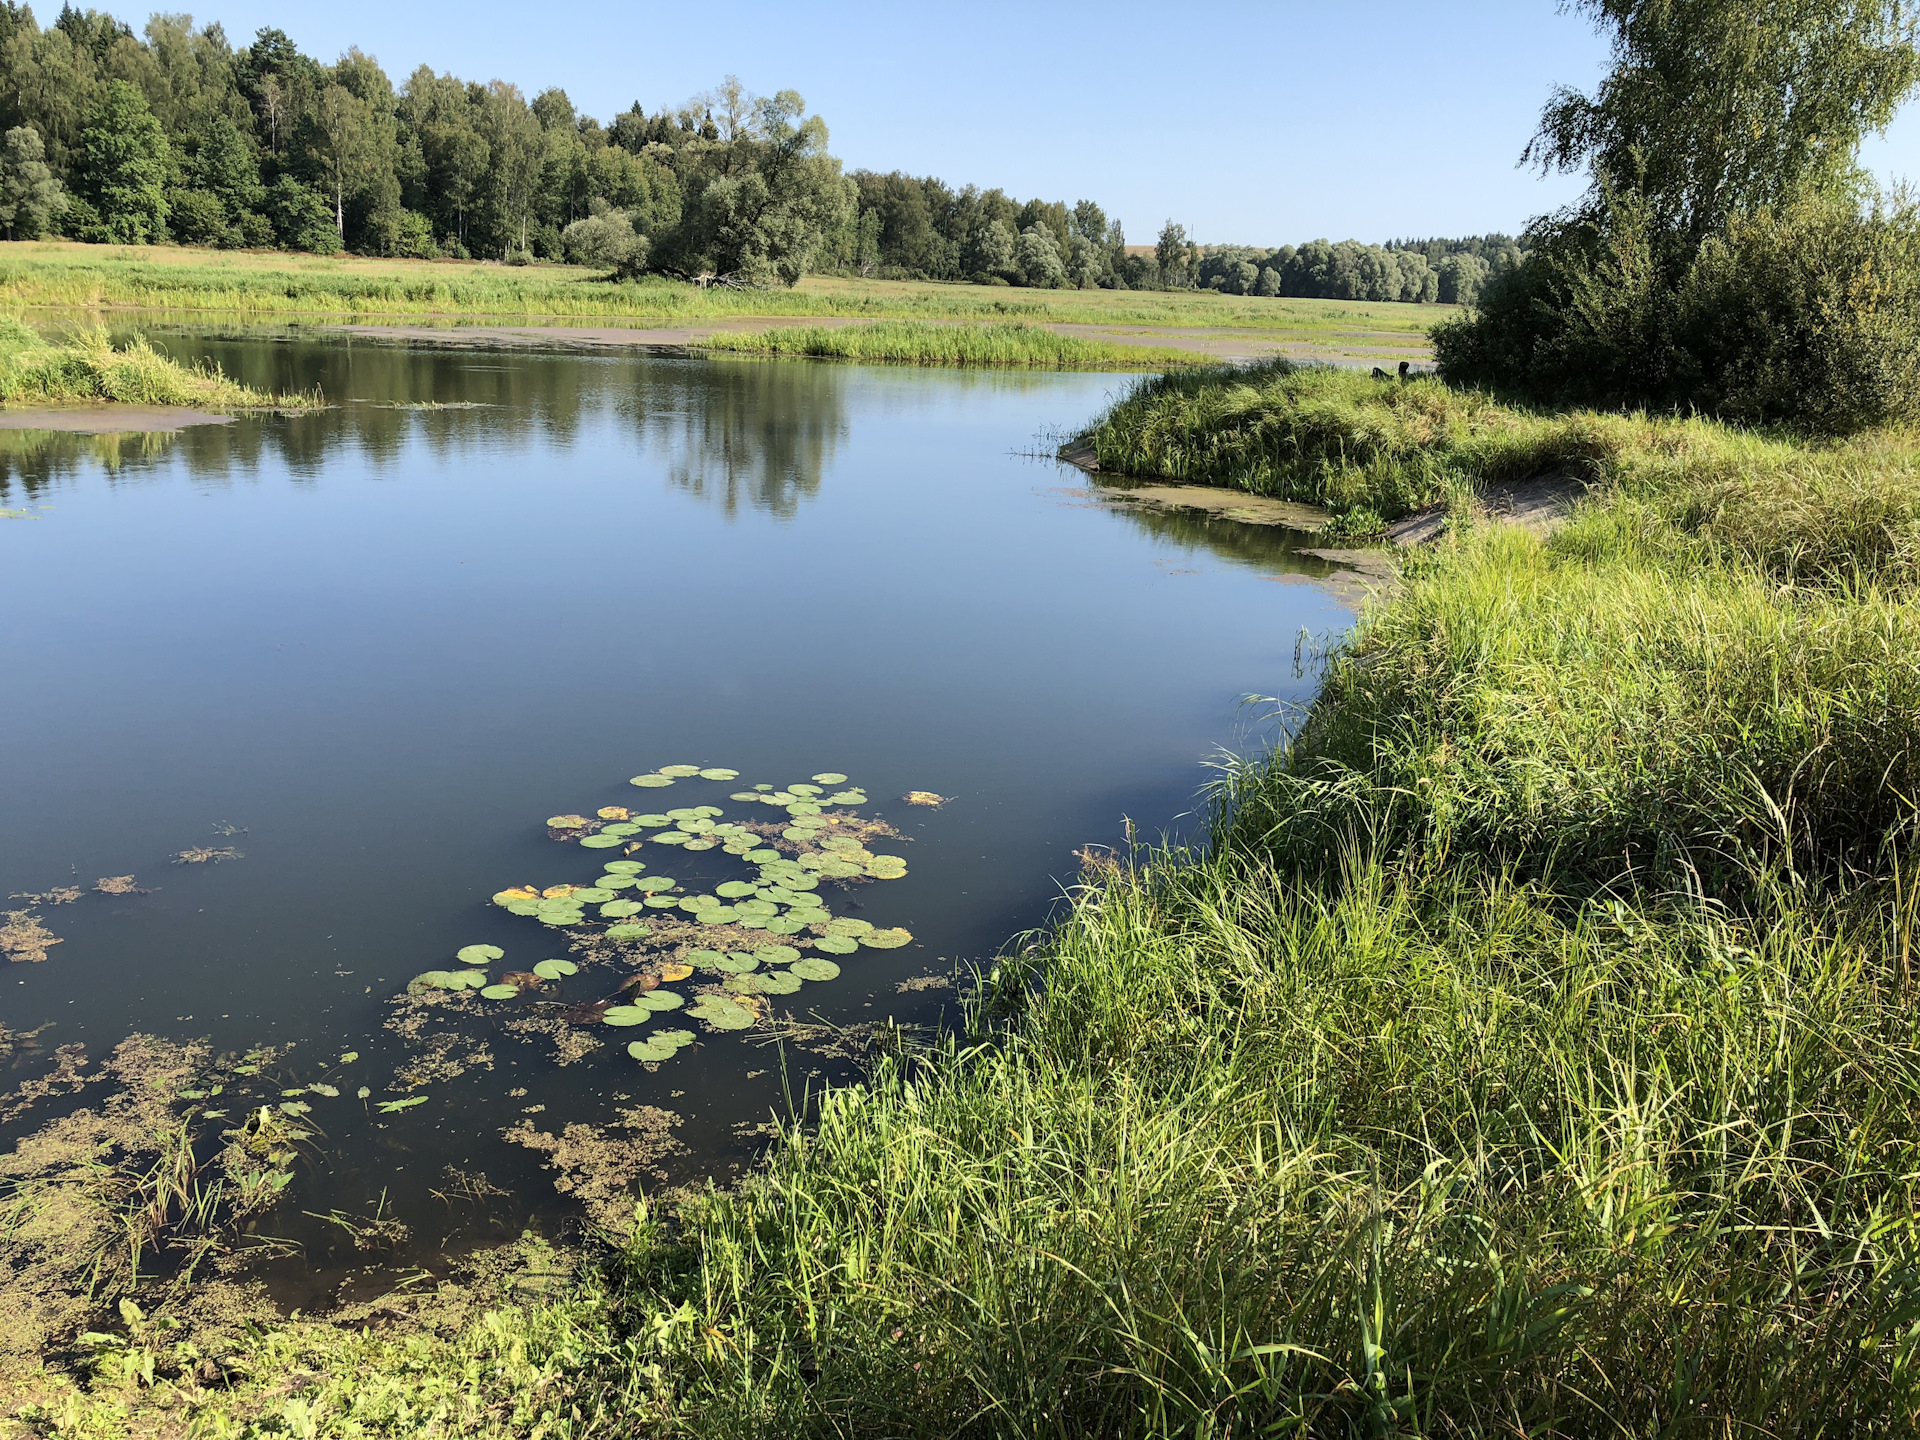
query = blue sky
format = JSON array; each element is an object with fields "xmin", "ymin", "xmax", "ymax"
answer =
[{"xmin": 173, "ymin": 0, "xmax": 1920, "ymax": 246}]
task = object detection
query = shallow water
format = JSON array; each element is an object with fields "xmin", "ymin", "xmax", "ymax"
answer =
[{"xmin": 0, "ymin": 334, "xmax": 1353, "ymax": 1298}]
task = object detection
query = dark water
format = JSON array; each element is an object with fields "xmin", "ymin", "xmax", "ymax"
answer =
[{"xmin": 0, "ymin": 334, "xmax": 1353, "ymax": 1297}]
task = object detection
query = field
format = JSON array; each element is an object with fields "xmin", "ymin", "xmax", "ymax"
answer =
[{"xmin": 0, "ymin": 241, "xmax": 1445, "ymax": 366}]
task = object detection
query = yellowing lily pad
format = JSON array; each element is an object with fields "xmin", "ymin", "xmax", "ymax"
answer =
[{"xmin": 862, "ymin": 928, "xmax": 913, "ymax": 949}]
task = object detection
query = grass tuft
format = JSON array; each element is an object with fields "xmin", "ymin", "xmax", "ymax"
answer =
[{"xmin": 700, "ymin": 320, "xmax": 1210, "ymax": 369}]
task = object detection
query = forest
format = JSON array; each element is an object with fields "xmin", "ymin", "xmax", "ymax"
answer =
[{"xmin": 0, "ymin": 4, "xmax": 1500, "ymax": 299}]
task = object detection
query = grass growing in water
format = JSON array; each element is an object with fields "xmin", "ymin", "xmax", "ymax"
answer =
[
  {"xmin": 701, "ymin": 320, "xmax": 1207, "ymax": 369},
  {"xmin": 14, "ymin": 382, "xmax": 1920, "ymax": 1435},
  {"xmin": 0, "ymin": 317, "xmax": 310, "ymax": 410}
]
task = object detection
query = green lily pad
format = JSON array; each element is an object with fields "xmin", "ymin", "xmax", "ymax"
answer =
[
  {"xmin": 746, "ymin": 848, "xmax": 781, "ymax": 864},
  {"xmin": 685, "ymin": 949, "xmax": 726, "ymax": 965},
  {"xmin": 603, "ymin": 859, "xmax": 644, "ymax": 874},
  {"xmin": 456, "ymin": 944, "xmax": 504, "ymax": 964},
  {"xmin": 790, "ymin": 957, "xmax": 841, "ymax": 982},
  {"xmin": 506, "ymin": 899, "xmax": 542, "ymax": 916},
  {"xmin": 533, "ymin": 958, "xmax": 579, "ymax": 980},
  {"xmin": 819, "ymin": 835, "xmax": 862, "ymax": 852},
  {"xmin": 827, "ymin": 791, "xmax": 866, "ymax": 805},
  {"xmin": 764, "ymin": 918, "xmax": 804, "ymax": 935},
  {"xmin": 652, "ymin": 832, "xmax": 689, "ymax": 846},
  {"xmin": 813, "ymin": 935, "xmax": 860, "ymax": 955},
  {"xmin": 709, "ymin": 952, "xmax": 759, "ymax": 972},
  {"xmin": 755, "ymin": 944, "xmax": 802, "ymax": 964},
  {"xmin": 480, "ymin": 984, "xmax": 521, "ymax": 999},
  {"xmin": 862, "ymin": 928, "xmax": 913, "ymax": 949},
  {"xmin": 603, "ymin": 1006, "xmax": 650, "ymax": 1027},
  {"xmin": 601, "ymin": 900, "xmax": 643, "ymax": 918},
  {"xmin": 600, "ymin": 823, "xmax": 641, "ymax": 837},
  {"xmin": 688, "ymin": 996, "xmax": 756, "ymax": 1031},
  {"xmin": 580, "ymin": 835, "xmax": 625, "ymax": 849},
  {"xmin": 811, "ymin": 773, "xmax": 848, "ymax": 784},
  {"xmin": 630, "ymin": 775, "xmax": 674, "ymax": 788},
  {"xmin": 607, "ymin": 923, "xmax": 649, "ymax": 939},
  {"xmin": 655, "ymin": 1028, "xmax": 695, "ymax": 1048},
  {"xmin": 759, "ymin": 968, "xmax": 803, "ymax": 994},
  {"xmin": 865, "ymin": 856, "xmax": 909, "ymax": 878},
  {"xmin": 775, "ymin": 873, "xmax": 819, "ymax": 891},
  {"xmin": 683, "ymin": 839, "xmax": 717, "ymax": 852},
  {"xmin": 737, "ymin": 899, "xmax": 780, "ymax": 917},
  {"xmin": 716, "ymin": 881, "xmax": 758, "ymax": 899},
  {"xmin": 679, "ymin": 895, "xmax": 720, "ymax": 912},
  {"xmin": 699, "ymin": 768, "xmax": 740, "ymax": 780},
  {"xmin": 789, "ymin": 783, "xmax": 823, "ymax": 797},
  {"xmin": 596, "ymin": 874, "xmax": 637, "ymax": 890},
  {"xmin": 699, "ymin": 907, "xmax": 739, "ymax": 925},
  {"xmin": 631, "ymin": 814, "xmax": 673, "ymax": 827},
  {"xmin": 637, "ymin": 990, "xmax": 684, "ymax": 1010},
  {"xmin": 826, "ymin": 917, "xmax": 874, "ymax": 936},
  {"xmin": 787, "ymin": 802, "xmax": 823, "ymax": 816},
  {"xmin": 628, "ymin": 1040, "xmax": 673, "ymax": 1062},
  {"xmin": 724, "ymin": 972, "xmax": 770, "ymax": 994},
  {"xmin": 676, "ymin": 818, "xmax": 716, "ymax": 834},
  {"xmin": 644, "ymin": 896, "xmax": 681, "ymax": 908},
  {"xmin": 541, "ymin": 912, "xmax": 585, "ymax": 927},
  {"xmin": 635, "ymin": 876, "xmax": 677, "ymax": 893},
  {"xmin": 730, "ymin": 791, "xmax": 762, "ymax": 802},
  {"xmin": 658, "ymin": 764, "xmax": 703, "ymax": 778},
  {"xmin": 407, "ymin": 970, "xmax": 459, "ymax": 991},
  {"xmin": 572, "ymin": 887, "xmax": 617, "ymax": 903}
]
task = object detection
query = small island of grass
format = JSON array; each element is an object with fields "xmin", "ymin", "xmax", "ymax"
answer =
[{"xmin": 0, "ymin": 318, "xmax": 315, "ymax": 414}]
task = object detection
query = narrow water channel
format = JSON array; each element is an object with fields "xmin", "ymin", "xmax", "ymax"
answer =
[{"xmin": 0, "ymin": 335, "xmax": 1354, "ymax": 1301}]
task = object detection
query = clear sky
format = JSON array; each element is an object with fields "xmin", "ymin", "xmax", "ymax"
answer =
[{"xmin": 152, "ymin": 0, "xmax": 1920, "ymax": 246}]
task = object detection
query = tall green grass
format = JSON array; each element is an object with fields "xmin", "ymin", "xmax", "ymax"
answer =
[
  {"xmin": 701, "ymin": 320, "xmax": 1207, "ymax": 369},
  {"xmin": 0, "ymin": 318, "xmax": 310, "ymax": 409}
]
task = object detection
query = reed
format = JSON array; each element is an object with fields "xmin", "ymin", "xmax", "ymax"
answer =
[{"xmin": 701, "ymin": 320, "xmax": 1206, "ymax": 369}]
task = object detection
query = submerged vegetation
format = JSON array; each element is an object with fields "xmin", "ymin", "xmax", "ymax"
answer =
[
  {"xmin": 701, "ymin": 320, "xmax": 1205, "ymax": 369},
  {"xmin": 0, "ymin": 316, "xmax": 308, "ymax": 409}
]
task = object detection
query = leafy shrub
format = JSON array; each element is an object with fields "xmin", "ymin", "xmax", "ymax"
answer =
[{"xmin": 1436, "ymin": 191, "xmax": 1920, "ymax": 433}]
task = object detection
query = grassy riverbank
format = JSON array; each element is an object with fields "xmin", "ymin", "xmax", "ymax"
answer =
[
  {"xmin": 0, "ymin": 241, "xmax": 1444, "ymax": 340},
  {"xmin": 12, "ymin": 368, "xmax": 1920, "ymax": 1436},
  {"xmin": 0, "ymin": 318, "xmax": 309, "ymax": 410},
  {"xmin": 700, "ymin": 320, "xmax": 1207, "ymax": 369}
]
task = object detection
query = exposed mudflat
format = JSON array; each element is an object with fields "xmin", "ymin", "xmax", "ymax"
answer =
[{"xmin": 0, "ymin": 405, "xmax": 236, "ymax": 432}]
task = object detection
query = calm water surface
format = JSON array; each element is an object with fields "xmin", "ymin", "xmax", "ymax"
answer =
[{"xmin": 0, "ymin": 335, "xmax": 1353, "ymax": 1295}]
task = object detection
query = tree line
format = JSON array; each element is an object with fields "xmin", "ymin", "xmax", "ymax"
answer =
[
  {"xmin": 0, "ymin": 6, "xmax": 848, "ymax": 283},
  {"xmin": 0, "ymin": 3, "xmax": 1518, "ymax": 301}
]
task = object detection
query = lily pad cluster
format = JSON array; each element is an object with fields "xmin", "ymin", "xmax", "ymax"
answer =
[
  {"xmin": 629, "ymin": 1029, "xmax": 696, "ymax": 1064},
  {"xmin": 402, "ymin": 764, "xmax": 925, "ymax": 1075}
]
